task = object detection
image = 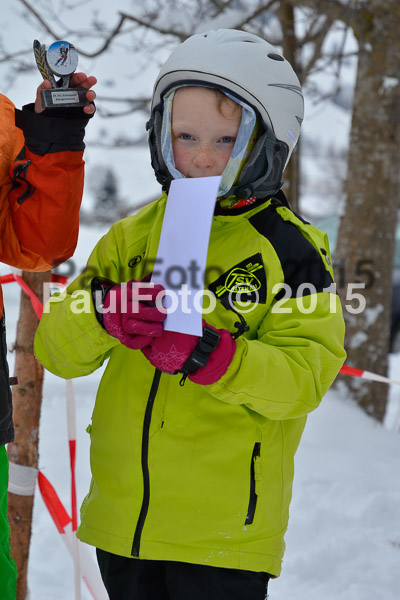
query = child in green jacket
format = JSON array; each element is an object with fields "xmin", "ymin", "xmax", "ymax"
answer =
[{"xmin": 35, "ymin": 29, "xmax": 346, "ymax": 600}]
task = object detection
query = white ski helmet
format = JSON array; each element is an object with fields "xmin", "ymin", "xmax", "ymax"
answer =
[{"xmin": 147, "ymin": 28, "xmax": 304, "ymax": 199}]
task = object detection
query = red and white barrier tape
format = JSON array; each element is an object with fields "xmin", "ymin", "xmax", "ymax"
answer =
[
  {"xmin": 14, "ymin": 274, "xmax": 43, "ymax": 319},
  {"xmin": 339, "ymin": 364, "xmax": 400, "ymax": 386},
  {"xmin": 38, "ymin": 471, "xmax": 108, "ymax": 600},
  {"xmin": 66, "ymin": 379, "xmax": 81, "ymax": 599},
  {"xmin": 1, "ymin": 271, "xmax": 68, "ymax": 320},
  {"xmin": 0, "ymin": 272, "xmax": 68, "ymax": 286}
]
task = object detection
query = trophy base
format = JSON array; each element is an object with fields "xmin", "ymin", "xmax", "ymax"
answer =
[{"xmin": 41, "ymin": 87, "xmax": 88, "ymax": 108}]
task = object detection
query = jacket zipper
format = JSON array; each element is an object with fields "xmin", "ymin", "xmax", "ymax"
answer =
[
  {"xmin": 245, "ymin": 442, "xmax": 261, "ymax": 525},
  {"xmin": 12, "ymin": 160, "xmax": 35, "ymax": 205},
  {"xmin": 131, "ymin": 368, "xmax": 162, "ymax": 557}
]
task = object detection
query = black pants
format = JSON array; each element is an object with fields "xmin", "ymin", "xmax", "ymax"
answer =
[{"xmin": 96, "ymin": 549, "xmax": 270, "ymax": 600}]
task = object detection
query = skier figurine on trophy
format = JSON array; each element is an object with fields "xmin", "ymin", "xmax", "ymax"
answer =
[{"xmin": 33, "ymin": 39, "xmax": 89, "ymax": 108}]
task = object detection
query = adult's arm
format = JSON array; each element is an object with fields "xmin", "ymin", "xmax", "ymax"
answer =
[{"xmin": 0, "ymin": 94, "xmax": 92, "ymax": 270}]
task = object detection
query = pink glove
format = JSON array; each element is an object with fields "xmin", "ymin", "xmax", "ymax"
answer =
[
  {"xmin": 141, "ymin": 320, "xmax": 236, "ymax": 385},
  {"xmin": 188, "ymin": 327, "xmax": 236, "ymax": 385},
  {"xmin": 141, "ymin": 330, "xmax": 198, "ymax": 373},
  {"xmin": 102, "ymin": 281, "xmax": 166, "ymax": 350}
]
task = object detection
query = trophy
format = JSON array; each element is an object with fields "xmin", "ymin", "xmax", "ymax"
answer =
[{"xmin": 33, "ymin": 39, "xmax": 88, "ymax": 108}]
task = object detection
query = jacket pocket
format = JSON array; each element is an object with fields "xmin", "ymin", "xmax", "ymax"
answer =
[{"xmin": 245, "ymin": 442, "xmax": 261, "ymax": 525}]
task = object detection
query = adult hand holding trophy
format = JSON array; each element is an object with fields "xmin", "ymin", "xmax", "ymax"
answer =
[{"xmin": 33, "ymin": 39, "xmax": 96, "ymax": 113}]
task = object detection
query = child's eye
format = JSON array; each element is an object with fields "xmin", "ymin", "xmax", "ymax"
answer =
[
  {"xmin": 179, "ymin": 133, "xmax": 194, "ymax": 140},
  {"xmin": 220, "ymin": 136, "xmax": 236, "ymax": 144}
]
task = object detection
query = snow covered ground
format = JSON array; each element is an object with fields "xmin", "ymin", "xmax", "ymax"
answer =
[{"xmin": 2, "ymin": 226, "xmax": 400, "ymax": 600}]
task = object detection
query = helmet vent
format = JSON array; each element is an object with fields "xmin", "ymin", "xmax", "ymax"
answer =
[{"xmin": 268, "ymin": 53, "xmax": 284, "ymax": 61}]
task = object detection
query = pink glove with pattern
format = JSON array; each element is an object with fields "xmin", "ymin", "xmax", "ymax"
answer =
[
  {"xmin": 141, "ymin": 320, "xmax": 236, "ymax": 385},
  {"xmin": 102, "ymin": 281, "xmax": 166, "ymax": 350}
]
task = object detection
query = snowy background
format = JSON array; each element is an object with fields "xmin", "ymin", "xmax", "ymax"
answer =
[{"xmin": 0, "ymin": 1, "xmax": 400, "ymax": 598}]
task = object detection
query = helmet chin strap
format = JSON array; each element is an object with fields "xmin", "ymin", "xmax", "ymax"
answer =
[
  {"xmin": 146, "ymin": 105, "xmax": 171, "ymax": 190},
  {"xmin": 221, "ymin": 132, "xmax": 289, "ymax": 200}
]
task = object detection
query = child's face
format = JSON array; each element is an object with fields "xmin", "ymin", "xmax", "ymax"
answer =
[{"xmin": 171, "ymin": 87, "xmax": 241, "ymax": 179}]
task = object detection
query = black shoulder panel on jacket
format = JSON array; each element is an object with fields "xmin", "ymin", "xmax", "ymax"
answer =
[{"xmin": 249, "ymin": 205, "xmax": 333, "ymax": 299}]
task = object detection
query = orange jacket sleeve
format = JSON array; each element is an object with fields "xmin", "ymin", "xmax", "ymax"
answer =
[{"xmin": 0, "ymin": 93, "xmax": 91, "ymax": 271}]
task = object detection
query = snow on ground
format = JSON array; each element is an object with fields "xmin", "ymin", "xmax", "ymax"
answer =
[
  {"xmin": 2, "ymin": 224, "xmax": 400, "ymax": 600},
  {"xmin": 272, "ymin": 389, "xmax": 400, "ymax": 600}
]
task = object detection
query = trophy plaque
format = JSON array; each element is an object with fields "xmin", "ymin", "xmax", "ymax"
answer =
[{"xmin": 33, "ymin": 39, "xmax": 88, "ymax": 108}]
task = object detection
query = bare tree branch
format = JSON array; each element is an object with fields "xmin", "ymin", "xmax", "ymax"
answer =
[
  {"xmin": 17, "ymin": 0, "xmax": 133, "ymax": 58},
  {"xmin": 286, "ymin": 0, "xmax": 356, "ymax": 22},
  {"xmin": 119, "ymin": 12, "xmax": 188, "ymax": 42},
  {"xmin": 208, "ymin": 0, "xmax": 230, "ymax": 11},
  {"xmin": 18, "ymin": 0, "xmax": 64, "ymax": 40},
  {"xmin": 96, "ymin": 96, "xmax": 150, "ymax": 108},
  {"xmin": 87, "ymin": 133, "xmax": 147, "ymax": 147},
  {"xmin": 81, "ymin": 14, "xmax": 137, "ymax": 57},
  {"xmin": 235, "ymin": 0, "xmax": 278, "ymax": 32},
  {"xmin": 301, "ymin": 16, "xmax": 336, "ymax": 81}
]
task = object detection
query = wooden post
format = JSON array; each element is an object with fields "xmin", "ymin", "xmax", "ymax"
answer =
[{"xmin": 7, "ymin": 271, "xmax": 51, "ymax": 600}]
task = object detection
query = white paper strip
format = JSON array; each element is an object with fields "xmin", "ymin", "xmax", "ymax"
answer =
[{"xmin": 152, "ymin": 176, "xmax": 221, "ymax": 336}]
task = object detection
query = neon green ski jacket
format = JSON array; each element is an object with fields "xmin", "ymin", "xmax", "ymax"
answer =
[{"xmin": 35, "ymin": 193, "xmax": 346, "ymax": 576}]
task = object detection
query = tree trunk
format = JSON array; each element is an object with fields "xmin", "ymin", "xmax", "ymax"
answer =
[
  {"xmin": 280, "ymin": 0, "xmax": 301, "ymax": 212},
  {"xmin": 7, "ymin": 271, "xmax": 51, "ymax": 600},
  {"xmin": 334, "ymin": 0, "xmax": 400, "ymax": 421}
]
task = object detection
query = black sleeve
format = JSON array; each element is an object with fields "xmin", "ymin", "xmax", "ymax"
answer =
[{"xmin": 14, "ymin": 103, "xmax": 94, "ymax": 155}]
